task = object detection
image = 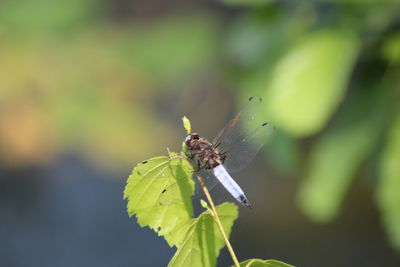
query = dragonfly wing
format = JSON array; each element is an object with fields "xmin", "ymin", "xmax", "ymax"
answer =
[
  {"xmin": 159, "ymin": 166, "xmax": 219, "ymax": 206},
  {"xmin": 213, "ymin": 96, "xmax": 266, "ymax": 151},
  {"xmin": 213, "ymin": 96, "xmax": 273, "ymax": 173},
  {"xmin": 221, "ymin": 122, "xmax": 274, "ymax": 173}
]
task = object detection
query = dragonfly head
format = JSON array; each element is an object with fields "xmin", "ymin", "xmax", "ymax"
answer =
[{"xmin": 185, "ymin": 133, "xmax": 200, "ymax": 146}]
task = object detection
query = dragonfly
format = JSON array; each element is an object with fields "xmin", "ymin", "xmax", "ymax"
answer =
[{"xmin": 160, "ymin": 96, "xmax": 274, "ymax": 208}]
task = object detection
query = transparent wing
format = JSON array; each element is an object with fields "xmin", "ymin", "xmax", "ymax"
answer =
[
  {"xmin": 213, "ymin": 96, "xmax": 273, "ymax": 174},
  {"xmin": 220, "ymin": 122, "xmax": 274, "ymax": 173},
  {"xmin": 159, "ymin": 166, "xmax": 219, "ymax": 206}
]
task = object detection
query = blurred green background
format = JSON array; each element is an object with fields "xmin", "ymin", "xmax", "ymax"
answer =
[{"xmin": 1, "ymin": 0, "xmax": 399, "ymax": 266}]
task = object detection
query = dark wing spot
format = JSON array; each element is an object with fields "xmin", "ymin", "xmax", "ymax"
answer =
[
  {"xmin": 239, "ymin": 195, "xmax": 245, "ymax": 201},
  {"xmin": 142, "ymin": 161, "xmax": 148, "ymax": 164},
  {"xmin": 248, "ymin": 96, "xmax": 254, "ymax": 101},
  {"xmin": 262, "ymin": 122, "xmax": 268, "ymax": 126},
  {"xmin": 161, "ymin": 189, "xmax": 166, "ymax": 193},
  {"xmin": 137, "ymin": 171, "xmax": 141, "ymax": 175}
]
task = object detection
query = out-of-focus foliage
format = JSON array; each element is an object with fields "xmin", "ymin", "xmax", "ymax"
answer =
[
  {"xmin": 0, "ymin": 0, "xmax": 97, "ymax": 33},
  {"xmin": 266, "ymin": 30, "xmax": 360, "ymax": 137},
  {"xmin": 220, "ymin": 0, "xmax": 272, "ymax": 7},
  {"xmin": 0, "ymin": 0, "xmax": 219, "ymax": 170},
  {"xmin": 383, "ymin": 33, "xmax": 400, "ymax": 64},
  {"xmin": 298, "ymin": 92, "xmax": 383, "ymax": 222},
  {"xmin": 221, "ymin": 0, "xmax": 400, "ymax": 252},
  {"xmin": 236, "ymin": 259, "xmax": 294, "ymax": 267},
  {"xmin": 377, "ymin": 114, "xmax": 400, "ymax": 250}
]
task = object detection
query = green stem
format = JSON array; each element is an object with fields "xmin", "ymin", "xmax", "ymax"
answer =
[
  {"xmin": 193, "ymin": 171, "xmax": 241, "ymax": 267},
  {"xmin": 171, "ymin": 155, "xmax": 240, "ymax": 267},
  {"xmin": 245, "ymin": 259, "xmax": 265, "ymax": 267}
]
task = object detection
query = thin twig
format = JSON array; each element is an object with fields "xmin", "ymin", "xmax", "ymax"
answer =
[
  {"xmin": 170, "ymin": 155, "xmax": 240, "ymax": 267},
  {"xmin": 245, "ymin": 258, "xmax": 265, "ymax": 267},
  {"xmin": 193, "ymin": 171, "xmax": 241, "ymax": 267}
]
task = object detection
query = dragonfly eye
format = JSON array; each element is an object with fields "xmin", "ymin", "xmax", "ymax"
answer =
[
  {"xmin": 191, "ymin": 133, "xmax": 200, "ymax": 140},
  {"xmin": 185, "ymin": 133, "xmax": 200, "ymax": 145},
  {"xmin": 184, "ymin": 135, "xmax": 191, "ymax": 143}
]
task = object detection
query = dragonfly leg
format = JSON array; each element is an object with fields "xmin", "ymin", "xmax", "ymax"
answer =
[
  {"xmin": 188, "ymin": 152, "xmax": 194, "ymax": 159},
  {"xmin": 193, "ymin": 159, "xmax": 206, "ymax": 171},
  {"xmin": 214, "ymin": 141, "xmax": 222, "ymax": 149},
  {"xmin": 220, "ymin": 153, "xmax": 227, "ymax": 164},
  {"xmin": 197, "ymin": 160, "xmax": 212, "ymax": 172}
]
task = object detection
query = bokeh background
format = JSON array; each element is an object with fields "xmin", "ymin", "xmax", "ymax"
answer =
[{"xmin": 1, "ymin": 0, "xmax": 400, "ymax": 266}]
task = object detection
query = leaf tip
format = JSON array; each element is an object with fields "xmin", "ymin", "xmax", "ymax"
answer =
[{"xmin": 182, "ymin": 116, "xmax": 191, "ymax": 135}]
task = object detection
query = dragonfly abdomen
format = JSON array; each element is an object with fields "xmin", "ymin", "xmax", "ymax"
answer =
[{"xmin": 212, "ymin": 165, "xmax": 252, "ymax": 209}]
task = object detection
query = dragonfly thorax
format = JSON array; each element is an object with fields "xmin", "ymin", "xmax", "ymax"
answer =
[{"xmin": 185, "ymin": 134, "xmax": 224, "ymax": 169}]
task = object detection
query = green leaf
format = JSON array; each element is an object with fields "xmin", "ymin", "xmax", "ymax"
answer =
[
  {"xmin": 266, "ymin": 29, "xmax": 360, "ymax": 137},
  {"xmin": 168, "ymin": 203, "xmax": 238, "ymax": 267},
  {"xmin": 182, "ymin": 116, "xmax": 192, "ymax": 135},
  {"xmin": 382, "ymin": 32, "xmax": 400, "ymax": 64},
  {"xmin": 236, "ymin": 259, "xmax": 294, "ymax": 267},
  {"xmin": 377, "ymin": 113, "xmax": 400, "ymax": 250},
  {"xmin": 123, "ymin": 153, "xmax": 195, "ymax": 247},
  {"xmin": 297, "ymin": 99, "xmax": 381, "ymax": 222}
]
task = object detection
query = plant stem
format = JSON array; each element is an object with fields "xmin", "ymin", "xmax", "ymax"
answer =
[
  {"xmin": 245, "ymin": 259, "xmax": 264, "ymax": 267},
  {"xmin": 193, "ymin": 171, "xmax": 241, "ymax": 267},
  {"xmin": 170, "ymin": 154, "xmax": 240, "ymax": 267}
]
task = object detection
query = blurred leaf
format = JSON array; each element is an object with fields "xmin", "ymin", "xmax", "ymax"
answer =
[
  {"xmin": 298, "ymin": 98, "xmax": 382, "ymax": 222},
  {"xmin": 168, "ymin": 203, "xmax": 238, "ymax": 267},
  {"xmin": 115, "ymin": 15, "xmax": 219, "ymax": 87},
  {"xmin": 225, "ymin": 8, "xmax": 314, "ymax": 69},
  {"xmin": 124, "ymin": 153, "xmax": 195, "ymax": 247},
  {"xmin": 377, "ymin": 113, "xmax": 400, "ymax": 250},
  {"xmin": 267, "ymin": 131, "xmax": 300, "ymax": 176},
  {"xmin": 337, "ymin": 0, "xmax": 399, "ymax": 3},
  {"xmin": 1, "ymin": 14, "xmax": 219, "ymax": 170},
  {"xmin": 236, "ymin": 259, "xmax": 294, "ymax": 267},
  {"xmin": 382, "ymin": 32, "xmax": 400, "ymax": 64},
  {"xmin": 266, "ymin": 29, "xmax": 360, "ymax": 137},
  {"xmin": 0, "ymin": 0, "xmax": 96, "ymax": 33},
  {"xmin": 225, "ymin": 14, "xmax": 278, "ymax": 68}
]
